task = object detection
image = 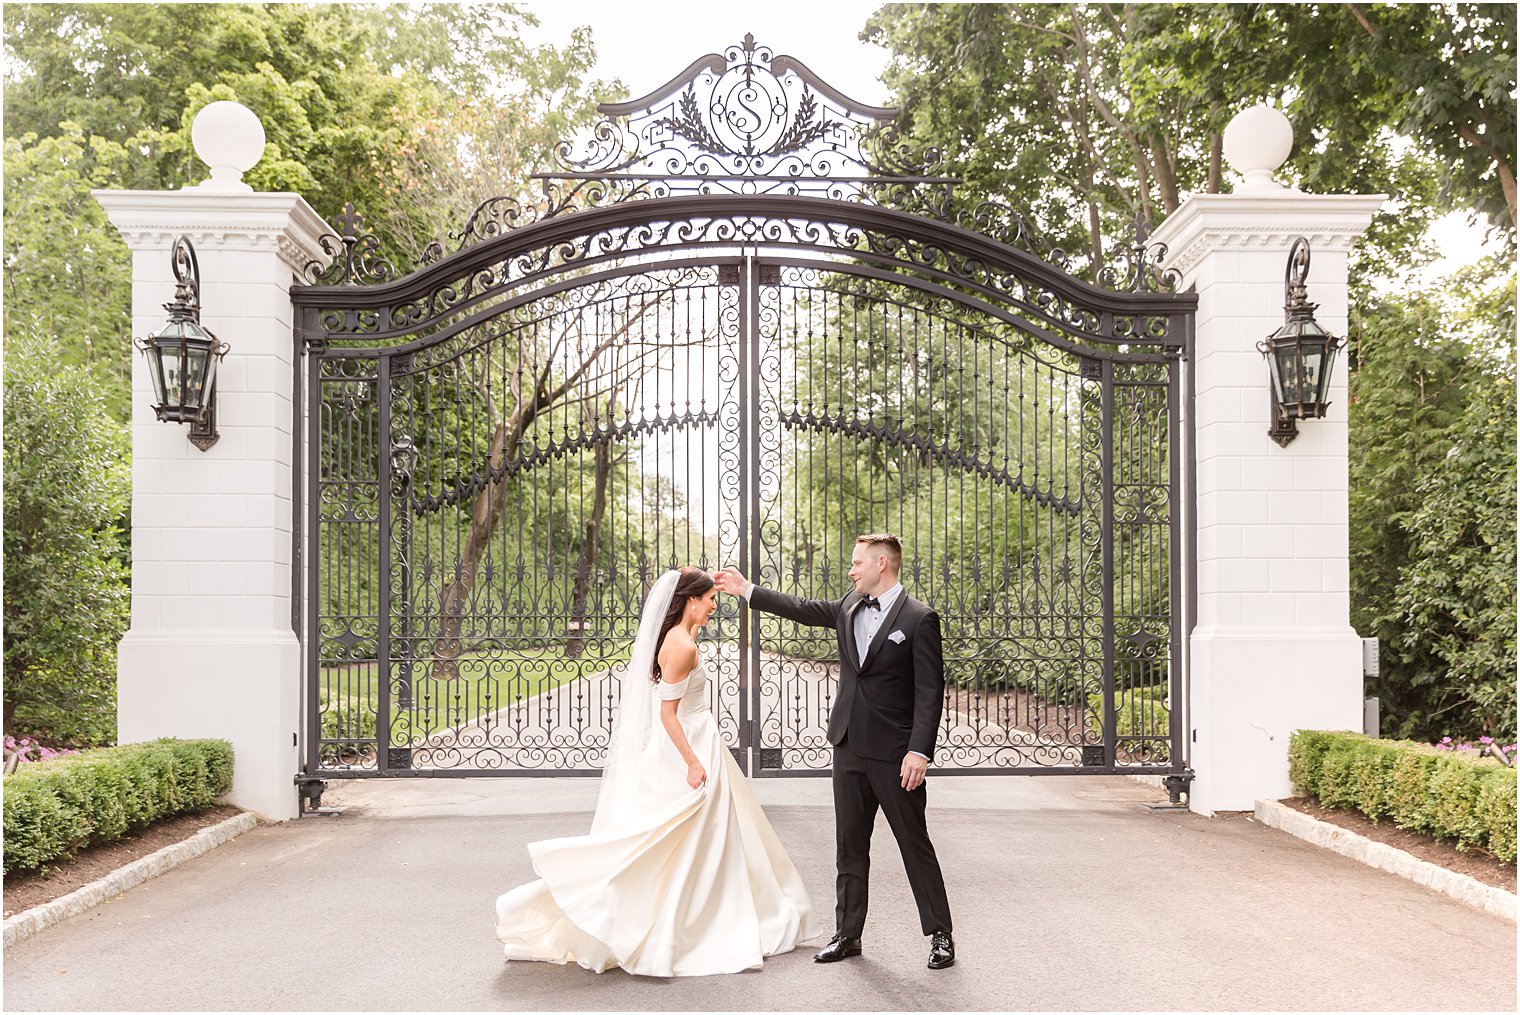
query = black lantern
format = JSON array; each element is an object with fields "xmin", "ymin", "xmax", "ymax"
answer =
[
  {"xmin": 135, "ymin": 236, "xmax": 229, "ymax": 451},
  {"xmin": 1257, "ymin": 237, "xmax": 1341, "ymax": 447}
]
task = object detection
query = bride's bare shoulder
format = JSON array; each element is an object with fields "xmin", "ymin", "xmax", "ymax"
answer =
[{"xmin": 657, "ymin": 629, "xmax": 699, "ymax": 679}]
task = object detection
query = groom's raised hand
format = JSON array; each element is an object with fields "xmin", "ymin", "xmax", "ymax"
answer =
[{"xmin": 713, "ymin": 567, "xmax": 749, "ymax": 596}]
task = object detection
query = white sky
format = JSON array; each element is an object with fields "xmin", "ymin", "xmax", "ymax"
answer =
[{"xmin": 521, "ymin": 1, "xmax": 892, "ymax": 107}]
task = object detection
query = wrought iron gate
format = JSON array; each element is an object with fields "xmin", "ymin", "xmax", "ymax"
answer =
[{"xmin": 292, "ymin": 36, "xmax": 1195, "ymax": 801}]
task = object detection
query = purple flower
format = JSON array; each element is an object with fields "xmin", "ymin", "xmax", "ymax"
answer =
[
  {"xmin": 1480, "ymin": 736, "xmax": 1495, "ymax": 745},
  {"xmin": 1441, "ymin": 736, "xmax": 1453, "ymax": 743}
]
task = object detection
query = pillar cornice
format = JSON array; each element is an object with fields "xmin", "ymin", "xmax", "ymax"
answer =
[
  {"xmin": 93, "ymin": 190, "xmax": 332, "ymax": 275},
  {"xmin": 1153, "ymin": 193, "xmax": 1387, "ymax": 277}
]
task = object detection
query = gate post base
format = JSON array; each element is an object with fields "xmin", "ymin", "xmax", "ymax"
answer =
[
  {"xmin": 119, "ymin": 631, "xmax": 302, "ymax": 821},
  {"xmin": 1187, "ymin": 628, "xmax": 1363, "ymax": 816}
]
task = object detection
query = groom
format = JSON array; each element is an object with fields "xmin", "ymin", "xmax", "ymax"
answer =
[{"xmin": 715, "ymin": 534, "xmax": 955, "ymax": 970}]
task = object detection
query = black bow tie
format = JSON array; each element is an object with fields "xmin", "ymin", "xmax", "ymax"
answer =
[{"xmin": 858, "ymin": 595, "xmax": 882, "ymax": 611}]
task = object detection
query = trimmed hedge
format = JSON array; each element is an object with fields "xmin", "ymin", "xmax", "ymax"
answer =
[
  {"xmin": 2, "ymin": 738, "xmax": 233, "ymax": 875},
  {"xmin": 1086, "ymin": 684, "xmax": 1169, "ymax": 738},
  {"xmin": 1289, "ymin": 729, "xmax": 1517, "ymax": 864},
  {"xmin": 319, "ymin": 696, "xmax": 377, "ymax": 764}
]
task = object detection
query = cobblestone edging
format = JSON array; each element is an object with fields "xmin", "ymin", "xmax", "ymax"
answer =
[
  {"xmin": 3, "ymin": 811, "xmax": 259, "ymax": 949},
  {"xmin": 1254, "ymin": 798, "xmax": 1515, "ymax": 922}
]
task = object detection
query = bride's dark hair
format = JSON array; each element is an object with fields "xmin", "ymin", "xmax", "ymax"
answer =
[{"xmin": 651, "ymin": 566, "xmax": 714, "ymax": 683}]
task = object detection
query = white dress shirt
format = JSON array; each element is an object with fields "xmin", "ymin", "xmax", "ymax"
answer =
[
  {"xmin": 744, "ymin": 580, "xmax": 928, "ymax": 764},
  {"xmin": 852, "ymin": 582, "xmax": 902, "ymax": 667}
]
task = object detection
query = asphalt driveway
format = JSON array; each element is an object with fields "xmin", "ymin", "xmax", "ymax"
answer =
[{"xmin": 3, "ymin": 775, "xmax": 1514, "ymax": 1011}]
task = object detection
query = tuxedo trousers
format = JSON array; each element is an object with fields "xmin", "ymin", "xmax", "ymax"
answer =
[{"xmin": 831, "ymin": 737, "xmax": 953, "ymax": 938}]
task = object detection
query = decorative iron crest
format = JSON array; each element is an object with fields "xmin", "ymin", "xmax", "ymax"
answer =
[
  {"xmin": 305, "ymin": 203, "xmax": 397, "ymax": 285},
  {"xmin": 544, "ymin": 33, "xmax": 949, "ymax": 199},
  {"xmin": 1098, "ymin": 215, "xmax": 1182, "ymax": 294}
]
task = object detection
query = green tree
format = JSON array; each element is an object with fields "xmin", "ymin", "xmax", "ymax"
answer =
[
  {"xmin": 2, "ymin": 3, "xmax": 609, "ymax": 405},
  {"xmin": 2, "ymin": 125, "xmax": 136, "ymax": 418},
  {"xmin": 1346, "ymin": 294, "xmax": 1474, "ymax": 678},
  {"xmin": 1162, "ymin": 3, "xmax": 1516, "ymax": 231},
  {"xmin": 1353, "ymin": 256, "xmax": 1517, "ymax": 739},
  {"xmin": 3, "ymin": 330, "xmax": 131, "ymax": 745},
  {"xmin": 1394, "ymin": 357, "xmax": 1517, "ymax": 738},
  {"xmin": 863, "ymin": 3, "xmax": 1514, "ymax": 272}
]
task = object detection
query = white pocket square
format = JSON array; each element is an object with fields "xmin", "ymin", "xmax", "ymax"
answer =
[{"xmin": 887, "ymin": 629, "xmax": 906, "ymax": 644}]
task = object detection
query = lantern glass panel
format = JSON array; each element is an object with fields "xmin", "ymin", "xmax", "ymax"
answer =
[
  {"xmin": 1313, "ymin": 342, "xmax": 1340, "ymax": 413},
  {"xmin": 150, "ymin": 319, "xmax": 219, "ymax": 416}
]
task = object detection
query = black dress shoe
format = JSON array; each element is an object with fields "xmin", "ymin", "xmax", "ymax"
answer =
[
  {"xmin": 928, "ymin": 930, "xmax": 955, "ymax": 969},
  {"xmin": 814, "ymin": 934, "xmax": 863, "ymax": 963}
]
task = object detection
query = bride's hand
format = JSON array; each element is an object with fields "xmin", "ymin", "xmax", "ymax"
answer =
[{"xmin": 687, "ymin": 760, "xmax": 708, "ymax": 789}]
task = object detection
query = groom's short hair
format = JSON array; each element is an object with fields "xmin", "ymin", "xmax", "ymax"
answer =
[{"xmin": 856, "ymin": 533, "xmax": 903, "ymax": 572}]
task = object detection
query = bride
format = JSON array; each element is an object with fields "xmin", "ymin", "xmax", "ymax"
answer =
[{"xmin": 494, "ymin": 567, "xmax": 820, "ymax": 977}]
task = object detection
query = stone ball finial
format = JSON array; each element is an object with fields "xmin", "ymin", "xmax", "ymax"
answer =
[
  {"xmin": 1222, "ymin": 104, "xmax": 1294, "ymax": 192},
  {"xmin": 190, "ymin": 100, "xmax": 266, "ymax": 193}
]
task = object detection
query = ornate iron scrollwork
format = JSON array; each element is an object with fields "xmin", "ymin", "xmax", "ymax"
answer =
[
  {"xmin": 305, "ymin": 203, "xmax": 397, "ymax": 285},
  {"xmin": 1097, "ymin": 215, "xmax": 1183, "ymax": 294},
  {"xmin": 293, "ymin": 36, "xmax": 1196, "ymax": 784},
  {"xmin": 547, "ymin": 33, "xmax": 949, "ymax": 199}
]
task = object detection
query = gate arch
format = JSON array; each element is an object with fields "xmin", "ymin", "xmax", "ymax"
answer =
[{"xmin": 292, "ymin": 36, "xmax": 1195, "ymax": 800}]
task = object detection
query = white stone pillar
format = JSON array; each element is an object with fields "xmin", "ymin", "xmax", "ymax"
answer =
[
  {"xmin": 1152, "ymin": 108, "xmax": 1384, "ymax": 815},
  {"xmin": 94, "ymin": 180, "xmax": 328, "ymax": 821}
]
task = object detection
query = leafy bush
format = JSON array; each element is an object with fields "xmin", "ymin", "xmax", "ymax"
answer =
[
  {"xmin": 1394, "ymin": 363, "xmax": 1517, "ymax": 739},
  {"xmin": 1351, "ymin": 260, "xmax": 1517, "ymax": 743},
  {"xmin": 320, "ymin": 696, "xmax": 378, "ymax": 764},
  {"xmin": 1086, "ymin": 684, "xmax": 1169, "ymax": 738},
  {"xmin": 2, "ymin": 738, "xmax": 233, "ymax": 875},
  {"xmin": 3, "ymin": 329, "xmax": 130, "ymax": 746},
  {"xmin": 1289, "ymin": 730, "xmax": 1517, "ymax": 864}
]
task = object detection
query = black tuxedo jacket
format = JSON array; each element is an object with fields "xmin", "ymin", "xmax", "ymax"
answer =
[{"xmin": 749, "ymin": 585, "xmax": 945, "ymax": 763}]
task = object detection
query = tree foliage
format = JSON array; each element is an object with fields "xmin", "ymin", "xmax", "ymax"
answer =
[
  {"xmin": 2, "ymin": 2, "xmax": 609, "ymax": 416},
  {"xmin": 1394, "ymin": 359, "xmax": 1517, "ymax": 739},
  {"xmin": 3, "ymin": 330, "xmax": 131, "ymax": 746},
  {"xmin": 863, "ymin": 3, "xmax": 1515, "ymax": 271},
  {"xmin": 2, "ymin": 125, "xmax": 136, "ymax": 418},
  {"xmin": 1351, "ymin": 257, "xmax": 1517, "ymax": 739}
]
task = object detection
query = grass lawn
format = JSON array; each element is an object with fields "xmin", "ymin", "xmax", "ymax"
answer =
[{"xmin": 318, "ymin": 643, "xmax": 632, "ymax": 740}]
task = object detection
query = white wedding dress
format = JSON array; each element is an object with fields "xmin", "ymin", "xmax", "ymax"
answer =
[{"xmin": 494, "ymin": 655, "xmax": 820, "ymax": 977}]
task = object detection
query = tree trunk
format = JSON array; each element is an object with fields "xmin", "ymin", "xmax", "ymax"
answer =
[
  {"xmin": 429, "ymin": 404, "xmax": 531, "ymax": 679},
  {"xmin": 565, "ymin": 438, "xmax": 613, "ymax": 661},
  {"xmin": 1149, "ymin": 134, "xmax": 1181, "ymax": 213},
  {"xmin": 1086, "ymin": 197, "xmax": 1105, "ymax": 278},
  {"xmin": 1501, "ymin": 159, "xmax": 1517, "ymax": 231}
]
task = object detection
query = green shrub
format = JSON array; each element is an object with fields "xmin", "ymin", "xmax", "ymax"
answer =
[
  {"xmin": 1085, "ymin": 684, "xmax": 1169, "ymax": 738},
  {"xmin": 3, "ymin": 329, "xmax": 130, "ymax": 747},
  {"xmin": 320, "ymin": 696, "xmax": 377, "ymax": 764},
  {"xmin": 1288, "ymin": 729, "xmax": 1517, "ymax": 863},
  {"xmin": 2, "ymin": 738, "xmax": 233, "ymax": 875}
]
